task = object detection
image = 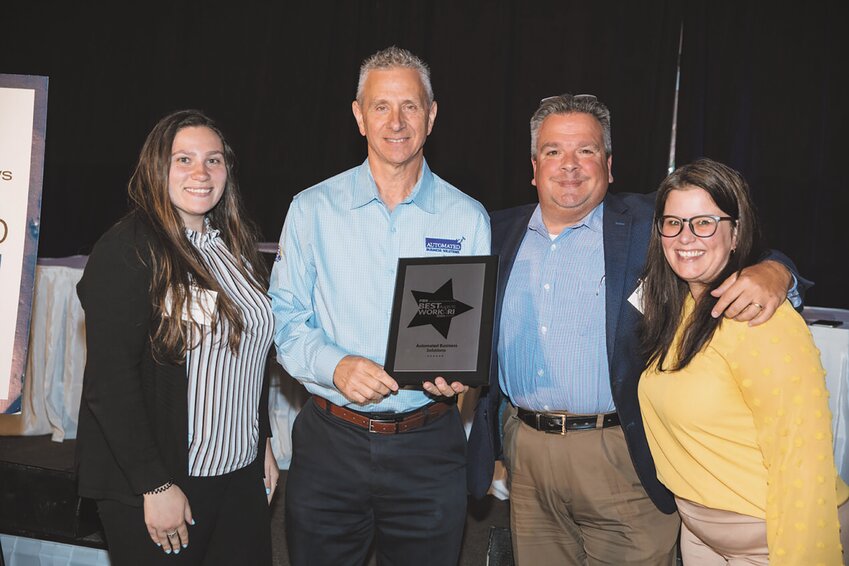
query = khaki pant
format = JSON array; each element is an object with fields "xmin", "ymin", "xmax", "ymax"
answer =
[{"xmin": 503, "ymin": 409, "xmax": 680, "ymax": 565}]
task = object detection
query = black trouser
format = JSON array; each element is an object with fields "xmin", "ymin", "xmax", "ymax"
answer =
[
  {"xmin": 285, "ymin": 398, "xmax": 468, "ymax": 566},
  {"xmin": 97, "ymin": 456, "xmax": 272, "ymax": 566}
]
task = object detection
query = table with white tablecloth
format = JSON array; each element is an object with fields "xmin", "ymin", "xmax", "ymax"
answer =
[
  {"xmin": 801, "ymin": 306, "xmax": 849, "ymax": 484},
  {"xmin": 0, "ymin": 256, "xmax": 87, "ymax": 440}
]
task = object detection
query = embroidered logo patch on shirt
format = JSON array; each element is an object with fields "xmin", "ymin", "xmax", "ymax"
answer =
[{"xmin": 425, "ymin": 237, "xmax": 464, "ymax": 254}]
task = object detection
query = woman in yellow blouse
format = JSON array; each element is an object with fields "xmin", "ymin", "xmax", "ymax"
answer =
[{"xmin": 638, "ymin": 158, "xmax": 848, "ymax": 565}]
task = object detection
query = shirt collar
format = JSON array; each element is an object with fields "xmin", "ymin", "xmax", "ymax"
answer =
[
  {"xmin": 527, "ymin": 201, "xmax": 605, "ymax": 238},
  {"xmin": 184, "ymin": 216, "xmax": 220, "ymax": 248},
  {"xmin": 350, "ymin": 158, "xmax": 436, "ymax": 213}
]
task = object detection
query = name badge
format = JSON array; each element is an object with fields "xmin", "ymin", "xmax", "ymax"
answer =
[
  {"xmin": 165, "ymin": 287, "xmax": 218, "ymax": 324},
  {"xmin": 627, "ymin": 280, "xmax": 644, "ymax": 314}
]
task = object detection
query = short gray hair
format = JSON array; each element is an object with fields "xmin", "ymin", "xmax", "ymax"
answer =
[
  {"xmin": 356, "ymin": 46, "xmax": 434, "ymax": 106},
  {"xmin": 529, "ymin": 94, "xmax": 612, "ymax": 158}
]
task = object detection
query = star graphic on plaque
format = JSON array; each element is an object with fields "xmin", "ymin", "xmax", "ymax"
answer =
[{"xmin": 407, "ymin": 279, "xmax": 473, "ymax": 339}]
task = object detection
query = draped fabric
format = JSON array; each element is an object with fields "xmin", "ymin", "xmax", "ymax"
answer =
[
  {"xmin": 1, "ymin": 1, "xmax": 680, "ymax": 259},
  {"xmin": 675, "ymin": 1, "xmax": 849, "ymax": 308},
  {"xmin": 3, "ymin": 1, "xmax": 844, "ymax": 307},
  {"xmin": 7, "ymin": 261, "xmax": 87, "ymax": 440}
]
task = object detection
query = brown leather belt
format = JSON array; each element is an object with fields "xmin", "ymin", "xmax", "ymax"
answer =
[
  {"xmin": 517, "ymin": 407, "xmax": 620, "ymax": 435},
  {"xmin": 313, "ymin": 396, "xmax": 454, "ymax": 434}
]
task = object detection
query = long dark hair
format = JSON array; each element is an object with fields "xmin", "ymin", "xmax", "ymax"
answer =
[
  {"xmin": 641, "ymin": 158, "xmax": 766, "ymax": 371},
  {"xmin": 127, "ymin": 109, "xmax": 267, "ymax": 362}
]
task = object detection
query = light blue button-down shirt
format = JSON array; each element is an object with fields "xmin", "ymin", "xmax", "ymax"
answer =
[
  {"xmin": 499, "ymin": 203, "xmax": 615, "ymax": 414},
  {"xmin": 269, "ymin": 159, "xmax": 491, "ymax": 412}
]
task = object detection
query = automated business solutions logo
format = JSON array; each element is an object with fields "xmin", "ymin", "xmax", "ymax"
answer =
[{"xmin": 425, "ymin": 236, "xmax": 464, "ymax": 254}]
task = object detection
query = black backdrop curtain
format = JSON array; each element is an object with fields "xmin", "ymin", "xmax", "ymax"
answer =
[
  {"xmin": 2, "ymin": 1, "xmax": 679, "ymax": 257},
  {"xmin": 10, "ymin": 2, "xmax": 846, "ymax": 308},
  {"xmin": 676, "ymin": 1, "xmax": 849, "ymax": 308},
  {"xmin": 5, "ymin": 2, "xmax": 846, "ymax": 308}
]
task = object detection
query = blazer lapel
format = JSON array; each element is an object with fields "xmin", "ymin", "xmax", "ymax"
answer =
[
  {"xmin": 603, "ymin": 194, "xmax": 633, "ymax": 364},
  {"xmin": 496, "ymin": 208, "xmax": 533, "ymax": 300},
  {"xmin": 489, "ymin": 204, "xmax": 535, "ymax": 388}
]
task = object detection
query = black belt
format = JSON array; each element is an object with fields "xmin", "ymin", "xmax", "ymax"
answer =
[{"xmin": 517, "ymin": 407, "xmax": 620, "ymax": 434}]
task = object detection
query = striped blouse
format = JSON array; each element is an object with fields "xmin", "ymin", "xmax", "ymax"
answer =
[{"xmin": 183, "ymin": 225, "xmax": 273, "ymax": 477}]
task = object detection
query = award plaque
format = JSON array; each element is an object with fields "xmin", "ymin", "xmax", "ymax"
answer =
[{"xmin": 384, "ymin": 255, "xmax": 498, "ymax": 386}]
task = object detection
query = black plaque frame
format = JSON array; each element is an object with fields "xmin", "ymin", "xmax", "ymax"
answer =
[{"xmin": 384, "ymin": 255, "xmax": 498, "ymax": 386}]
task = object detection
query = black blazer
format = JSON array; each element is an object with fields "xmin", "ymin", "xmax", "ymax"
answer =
[
  {"xmin": 467, "ymin": 192, "xmax": 673, "ymax": 513},
  {"xmin": 75, "ymin": 212, "xmax": 270, "ymax": 506}
]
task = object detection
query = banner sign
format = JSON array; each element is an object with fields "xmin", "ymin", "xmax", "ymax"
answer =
[{"xmin": 0, "ymin": 74, "xmax": 48, "ymax": 413}]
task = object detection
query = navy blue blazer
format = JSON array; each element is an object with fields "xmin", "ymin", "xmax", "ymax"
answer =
[{"xmin": 466, "ymin": 191, "xmax": 676, "ymax": 513}]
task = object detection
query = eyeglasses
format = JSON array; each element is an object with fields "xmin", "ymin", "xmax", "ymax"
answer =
[
  {"xmin": 539, "ymin": 93, "xmax": 598, "ymax": 104},
  {"xmin": 656, "ymin": 215, "xmax": 736, "ymax": 238}
]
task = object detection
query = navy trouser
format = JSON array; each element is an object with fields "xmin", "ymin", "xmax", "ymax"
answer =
[{"xmin": 285, "ymin": 398, "xmax": 468, "ymax": 566}]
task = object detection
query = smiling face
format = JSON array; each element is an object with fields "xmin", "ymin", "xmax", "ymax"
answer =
[
  {"xmin": 351, "ymin": 67, "xmax": 437, "ymax": 172},
  {"xmin": 531, "ymin": 112, "xmax": 613, "ymax": 234},
  {"xmin": 167, "ymin": 126, "xmax": 227, "ymax": 232},
  {"xmin": 661, "ymin": 187, "xmax": 738, "ymax": 298}
]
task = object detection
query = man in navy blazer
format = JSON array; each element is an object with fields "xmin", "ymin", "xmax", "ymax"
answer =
[{"xmin": 467, "ymin": 94, "xmax": 797, "ymax": 565}]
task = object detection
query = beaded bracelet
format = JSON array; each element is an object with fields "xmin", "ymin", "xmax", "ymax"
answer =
[{"xmin": 144, "ymin": 481, "xmax": 173, "ymax": 495}]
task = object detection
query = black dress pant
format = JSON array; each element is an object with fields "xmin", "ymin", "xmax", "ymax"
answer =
[
  {"xmin": 97, "ymin": 456, "xmax": 272, "ymax": 565},
  {"xmin": 285, "ymin": 398, "xmax": 468, "ymax": 566}
]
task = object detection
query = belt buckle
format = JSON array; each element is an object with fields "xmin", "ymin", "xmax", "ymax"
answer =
[
  {"xmin": 543, "ymin": 412, "xmax": 568, "ymax": 435},
  {"xmin": 367, "ymin": 418, "xmax": 397, "ymax": 434}
]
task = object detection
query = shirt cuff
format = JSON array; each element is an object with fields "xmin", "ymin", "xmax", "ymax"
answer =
[
  {"xmin": 787, "ymin": 274, "xmax": 802, "ymax": 308},
  {"xmin": 314, "ymin": 343, "xmax": 349, "ymax": 389}
]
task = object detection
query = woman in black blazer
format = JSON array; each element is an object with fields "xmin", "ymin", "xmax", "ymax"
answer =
[{"xmin": 76, "ymin": 109, "xmax": 278, "ymax": 565}]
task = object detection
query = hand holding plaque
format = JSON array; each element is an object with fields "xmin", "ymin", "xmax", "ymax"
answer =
[{"xmin": 383, "ymin": 255, "xmax": 498, "ymax": 386}]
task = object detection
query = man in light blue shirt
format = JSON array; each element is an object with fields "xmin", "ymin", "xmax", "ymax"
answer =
[
  {"xmin": 269, "ymin": 46, "xmax": 490, "ymax": 566},
  {"xmin": 467, "ymin": 94, "xmax": 801, "ymax": 565}
]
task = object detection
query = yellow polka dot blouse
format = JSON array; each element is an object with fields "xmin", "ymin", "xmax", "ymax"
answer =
[{"xmin": 639, "ymin": 297, "xmax": 848, "ymax": 564}]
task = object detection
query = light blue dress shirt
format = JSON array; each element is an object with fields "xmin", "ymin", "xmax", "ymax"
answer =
[
  {"xmin": 499, "ymin": 203, "xmax": 616, "ymax": 414},
  {"xmin": 269, "ymin": 159, "xmax": 491, "ymax": 413}
]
